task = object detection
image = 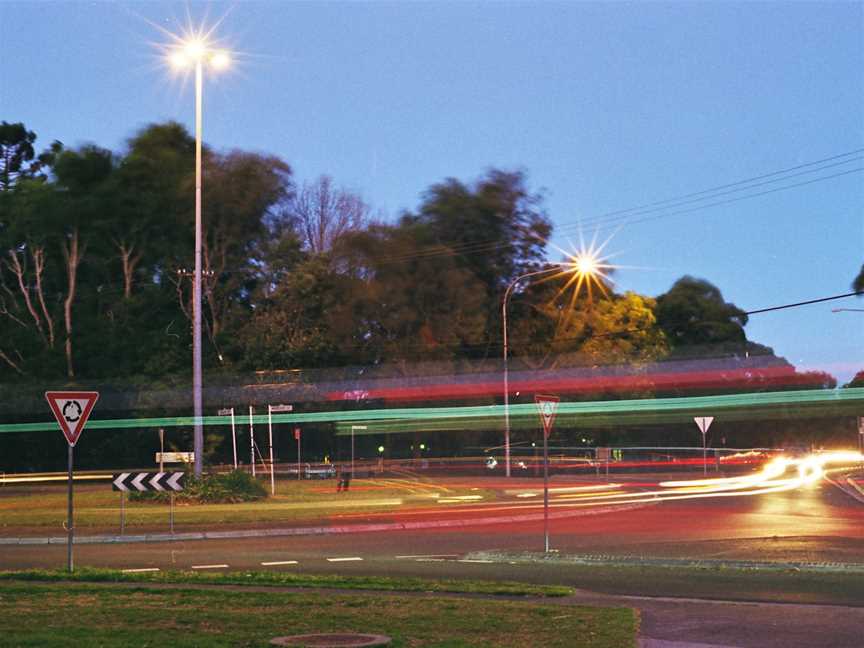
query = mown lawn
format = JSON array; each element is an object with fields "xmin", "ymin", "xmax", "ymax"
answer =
[
  {"xmin": 0, "ymin": 478, "xmax": 495, "ymax": 532},
  {"xmin": 0, "ymin": 579, "xmax": 637, "ymax": 648}
]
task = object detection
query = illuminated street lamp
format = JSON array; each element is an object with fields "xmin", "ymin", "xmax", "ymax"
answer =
[
  {"xmin": 168, "ymin": 37, "xmax": 231, "ymax": 477},
  {"xmin": 501, "ymin": 254, "xmax": 604, "ymax": 477}
]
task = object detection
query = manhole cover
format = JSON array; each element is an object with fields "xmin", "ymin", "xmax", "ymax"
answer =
[{"xmin": 270, "ymin": 633, "xmax": 391, "ymax": 647}]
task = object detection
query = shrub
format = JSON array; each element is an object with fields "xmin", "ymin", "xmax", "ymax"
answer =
[{"xmin": 130, "ymin": 469, "xmax": 267, "ymax": 504}]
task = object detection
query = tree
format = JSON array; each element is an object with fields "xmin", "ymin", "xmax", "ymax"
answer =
[
  {"xmin": 289, "ymin": 175, "xmax": 371, "ymax": 254},
  {"xmin": 655, "ymin": 276, "xmax": 750, "ymax": 355},
  {"xmin": 853, "ymin": 264, "xmax": 864, "ymax": 294},
  {"xmin": 171, "ymin": 150, "xmax": 293, "ymax": 362},
  {"xmin": 0, "ymin": 122, "xmax": 61, "ymax": 192},
  {"xmin": 112, "ymin": 122, "xmax": 196, "ymax": 299},
  {"xmin": 50, "ymin": 144, "xmax": 116, "ymax": 377}
]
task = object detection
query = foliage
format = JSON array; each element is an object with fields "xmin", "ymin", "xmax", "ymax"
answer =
[
  {"xmin": 655, "ymin": 276, "xmax": 750, "ymax": 355},
  {"xmin": 130, "ymin": 469, "xmax": 267, "ymax": 504},
  {"xmin": 0, "ymin": 567, "xmax": 573, "ymax": 596}
]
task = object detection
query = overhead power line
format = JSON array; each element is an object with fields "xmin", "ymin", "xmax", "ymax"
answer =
[{"xmin": 372, "ymin": 147, "xmax": 864, "ymax": 266}]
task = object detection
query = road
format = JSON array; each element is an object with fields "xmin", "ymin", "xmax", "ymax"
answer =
[
  {"xmin": 3, "ymin": 477, "xmax": 863, "ymax": 569},
  {"xmin": 4, "ymin": 473, "xmax": 864, "ymax": 647}
]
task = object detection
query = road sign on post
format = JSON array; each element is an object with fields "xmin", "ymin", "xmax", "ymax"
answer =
[
  {"xmin": 112, "ymin": 472, "xmax": 185, "ymax": 492},
  {"xmin": 534, "ymin": 395, "xmax": 560, "ymax": 554},
  {"xmin": 45, "ymin": 390, "xmax": 99, "ymax": 574},
  {"xmin": 694, "ymin": 416, "xmax": 714, "ymax": 476},
  {"xmin": 46, "ymin": 392, "xmax": 99, "ymax": 447}
]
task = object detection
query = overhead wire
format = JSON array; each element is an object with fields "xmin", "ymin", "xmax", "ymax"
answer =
[{"xmin": 370, "ymin": 148, "xmax": 864, "ymax": 266}]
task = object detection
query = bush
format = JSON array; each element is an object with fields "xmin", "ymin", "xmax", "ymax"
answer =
[{"xmin": 130, "ymin": 469, "xmax": 267, "ymax": 504}]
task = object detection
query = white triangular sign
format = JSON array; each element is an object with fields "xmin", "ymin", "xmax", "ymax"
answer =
[
  {"xmin": 694, "ymin": 416, "xmax": 714, "ymax": 435},
  {"xmin": 45, "ymin": 391, "xmax": 99, "ymax": 447},
  {"xmin": 534, "ymin": 395, "xmax": 560, "ymax": 439}
]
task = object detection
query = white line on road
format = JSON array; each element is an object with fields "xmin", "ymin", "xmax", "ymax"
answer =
[
  {"xmin": 326, "ymin": 557, "xmax": 363, "ymax": 562},
  {"xmin": 261, "ymin": 560, "xmax": 299, "ymax": 566},
  {"xmin": 122, "ymin": 568, "xmax": 160, "ymax": 573},
  {"xmin": 191, "ymin": 564, "xmax": 229, "ymax": 570},
  {"xmin": 395, "ymin": 554, "xmax": 459, "ymax": 559},
  {"xmin": 457, "ymin": 559, "xmax": 494, "ymax": 564}
]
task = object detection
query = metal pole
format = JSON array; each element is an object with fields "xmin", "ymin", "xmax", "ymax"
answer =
[
  {"xmin": 351, "ymin": 426, "xmax": 355, "ymax": 476},
  {"xmin": 67, "ymin": 444, "xmax": 74, "ymax": 572},
  {"xmin": 249, "ymin": 405, "xmax": 255, "ymax": 477},
  {"xmin": 502, "ymin": 295, "xmax": 511, "ymax": 478},
  {"xmin": 268, "ymin": 405, "xmax": 275, "ymax": 496},
  {"xmin": 230, "ymin": 408, "xmax": 237, "ymax": 470},
  {"xmin": 543, "ymin": 429, "xmax": 550, "ymax": 553},
  {"xmin": 192, "ymin": 58, "xmax": 204, "ymax": 478},
  {"xmin": 702, "ymin": 432, "xmax": 707, "ymax": 476},
  {"xmin": 120, "ymin": 491, "xmax": 125, "ymax": 535},
  {"xmin": 501, "ymin": 267, "xmax": 561, "ymax": 479},
  {"xmin": 159, "ymin": 428, "xmax": 164, "ymax": 473},
  {"xmin": 296, "ymin": 428, "xmax": 301, "ymax": 481},
  {"xmin": 170, "ymin": 493, "xmax": 175, "ymax": 534}
]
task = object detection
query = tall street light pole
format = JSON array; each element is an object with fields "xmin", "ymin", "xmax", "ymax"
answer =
[
  {"xmin": 502, "ymin": 267, "xmax": 563, "ymax": 478},
  {"xmin": 169, "ymin": 39, "xmax": 230, "ymax": 477}
]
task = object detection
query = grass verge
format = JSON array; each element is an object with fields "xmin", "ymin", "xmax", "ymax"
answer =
[
  {"xmin": 0, "ymin": 579, "xmax": 635, "ymax": 647},
  {"xmin": 0, "ymin": 479, "xmax": 495, "ymax": 531},
  {"xmin": 471, "ymin": 553, "xmax": 864, "ymax": 606},
  {"xmin": 0, "ymin": 567, "xmax": 573, "ymax": 597}
]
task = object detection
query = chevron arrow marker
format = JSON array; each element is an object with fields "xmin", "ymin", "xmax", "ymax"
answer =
[
  {"xmin": 150, "ymin": 472, "xmax": 166, "ymax": 491},
  {"xmin": 131, "ymin": 473, "xmax": 148, "ymax": 491},
  {"xmin": 113, "ymin": 472, "xmax": 130, "ymax": 492},
  {"xmin": 166, "ymin": 473, "xmax": 184, "ymax": 491}
]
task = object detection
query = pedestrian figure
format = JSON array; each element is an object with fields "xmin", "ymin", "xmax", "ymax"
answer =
[{"xmin": 336, "ymin": 465, "xmax": 351, "ymax": 492}]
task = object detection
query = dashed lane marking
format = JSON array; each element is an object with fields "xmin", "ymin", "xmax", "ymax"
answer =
[
  {"xmin": 326, "ymin": 557, "xmax": 363, "ymax": 562},
  {"xmin": 457, "ymin": 559, "xmax": 494, "ymax": 564},
  {"xmin": 191, "ymin": 564, "xmax": 229, "ymax": 570},
  {"xmin": 261, "ymin": 560, "xmax": 299, "ymax": 566},
  {"xmin": 122, "ymin": 568, "xmax": 160, "ymax": 573},
  {"xmin": 395, "ymin": 554, "xmax": 459, "ymax": 559}
]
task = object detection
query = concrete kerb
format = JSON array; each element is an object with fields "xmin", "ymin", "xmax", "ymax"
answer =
[
  {"xmin": 2, "ymin": 502, "xmax": 652, "ymax": 546},
  {"xmin": 464, "ymin": 550, "xmax": 864, "ymax": 574}
]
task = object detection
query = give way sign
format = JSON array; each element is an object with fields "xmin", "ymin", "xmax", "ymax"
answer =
[
  {"xmin": 534, "ymin": 394, "xmax": 560, "ymax": 439},
  {"xmin": 45, "ymin": 391, "xmax": 99, "ymax": 447}
]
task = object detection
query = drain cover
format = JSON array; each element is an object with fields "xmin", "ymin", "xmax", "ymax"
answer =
[{"xmin": 270, "ymin": 633, "xmax": 391, "ymax": 647}]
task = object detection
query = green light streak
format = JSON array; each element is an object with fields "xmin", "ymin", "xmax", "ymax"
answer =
[{"xmin": 2, "ymin": 387, "xmax": 862, "ymax": 435}]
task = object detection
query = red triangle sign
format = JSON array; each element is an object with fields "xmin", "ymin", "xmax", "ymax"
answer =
[
  {"xmin": 534, "ymin": 394, "xmax": 560, "ymax": 439},
  {"xmin": 45, "ymin": 391, "xmax": 99, "ymax": 447}
]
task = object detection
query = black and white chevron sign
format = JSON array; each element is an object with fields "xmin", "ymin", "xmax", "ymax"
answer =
[{"xmin": 112, "ymin": 472, "xmax": 185, "ymax": 492}]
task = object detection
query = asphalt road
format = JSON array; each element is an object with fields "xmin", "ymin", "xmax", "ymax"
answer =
[{"xmin": 4, "ymin": 478, "xmax": 864, "ymax": 647}]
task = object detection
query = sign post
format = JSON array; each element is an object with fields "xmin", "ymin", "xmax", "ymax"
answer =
[
  {"xmin": 534, "ymin": 395, "xmax": 560, "ymax": 553},
  {"xmin": 295, "ymin": 427, "xmax": 302, "ymax": 480},
  {"xmin": 857, "ymin": 416, "xmax": 864, "ymax": 457},
  {"xmin": 694, "ymin": 416, "xmax": 714, "ymax": 476},
  {"xmin": 249, "ymin": 406, "xmax": 256, "ymax": 477},
  {"xmin": 268, "ymin": 405, "xmax": 293, "ymax": 495},
  {"xmin": 45, "ymin": 391, "xmax": 99, "ymax": 573},
  {"xmin": 218, "ymin": 408, "xmax": 237, "ymax": 469}
]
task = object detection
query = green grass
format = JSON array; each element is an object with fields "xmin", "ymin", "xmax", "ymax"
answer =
[
  {"xmin": 471, "ymin": 554, "xmax": 864, "ymax": 606},
  {"xmin": 0, "ymin": 578, "xmax": 636, "ymax": 648},
  {"xmin": 0, "ymin": 479, "xmax": 495, "ymax": 531},
  {"xmin": 0, "ymin": 567, "xmax": 573, "ymax": 597}
]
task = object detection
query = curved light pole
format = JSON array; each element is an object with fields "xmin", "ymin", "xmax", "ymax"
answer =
[
  {"xmin": 169, "ymin": 39, "xmax": 230, "ymax": 477},
  {"xmin": 502, "ymin": 266, "xmax": 563, "ymax": 477}
]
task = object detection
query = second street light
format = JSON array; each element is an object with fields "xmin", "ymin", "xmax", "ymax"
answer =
[
  {"xmin": 168, "ymin": 37, "xmax": 230, "ymax": 478},
  {"xmin": 501, "ymin": 255, "xmax": 601, "ymax": 477}
]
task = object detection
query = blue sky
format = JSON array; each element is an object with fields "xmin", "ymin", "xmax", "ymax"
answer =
[{"xmin": 2, "ymin": 1, "xmax": 862, "ymax": 382}]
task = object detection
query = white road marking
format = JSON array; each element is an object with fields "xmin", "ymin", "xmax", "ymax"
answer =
[
  {"xmin": 395, "ymin": 554, "xmax": 458, "ymax": 559},
  {"xmin": 457, "ymin": 559, "xmax": 494, "ymax": 564},
  {"xmin": 122, "ymin": 568, "xmax": 160, "ymax": 573},
  {"xmin": 191, "ymin": 564, "xmax": 229, "ymax": 569},
  {"xmin": 261, "ymin": 560, "xmax": 299, "ymax": 566},
  {"xmin": 326, "ymin": 557, "xmax": 363, "ymax": 562}
]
